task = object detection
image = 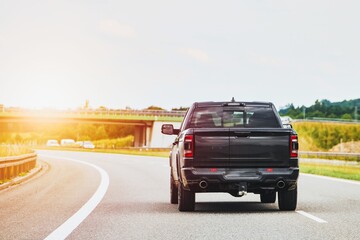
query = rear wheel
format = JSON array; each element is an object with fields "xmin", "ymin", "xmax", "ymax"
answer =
[
  {"xmin": 178, "ymin": 183, "xmax": 195, "ymax": 212},
  {"xmin": 278, "ymin": 186, "xmax": 297, "ymax": 211},
  {"xmin": 170, "ymin": 172, "xmax": 178, "ymax": 204},
  {"xmin": 260, "ymin": 192, "xmax": 276, "ymax": 203}
]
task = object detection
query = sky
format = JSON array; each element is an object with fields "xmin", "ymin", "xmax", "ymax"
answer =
[{"xmin": 1, "ymin": 0, "xmax": 359, "ymax": 111}]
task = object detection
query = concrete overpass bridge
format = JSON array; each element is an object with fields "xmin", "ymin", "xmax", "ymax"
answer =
[{"xmin": 0, "ymin": 109, "xmax": 185, "ymax": 147}]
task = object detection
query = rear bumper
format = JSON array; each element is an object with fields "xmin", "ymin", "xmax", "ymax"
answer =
[{"xmin": 181, "ymin": 167, "xmax": 299, "ymax": 194}]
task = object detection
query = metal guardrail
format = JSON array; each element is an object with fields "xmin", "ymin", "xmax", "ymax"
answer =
[
  {"xmin": 0, "ymin": 153, "xmax": 37, "ymax": 182},
  {"xmin": 292, "ymin": 119, "xmax": 360, "ymax": 124},
  {"xmin": 299, "ymin": 151, "xmax": 360, "ymax": 161}
]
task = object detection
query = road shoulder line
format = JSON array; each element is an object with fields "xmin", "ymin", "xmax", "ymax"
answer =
[{"xmin": 41, "ymin": 155, "xmax": 110, "ymax": 240}]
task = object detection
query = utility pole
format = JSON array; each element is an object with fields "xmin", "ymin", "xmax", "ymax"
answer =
[
  {"xmin": 303, "ymin": 107, "xmax": 306, "ymax": 120},
  {"xmin": 355, "ymin": 106, "xmax": 358, "ymax": 122}
]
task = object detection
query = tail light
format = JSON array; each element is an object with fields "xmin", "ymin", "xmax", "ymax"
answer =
[
  {"xmin": 290, "ymin": 134, "xmax": 298, "ymax": 158},
  {"xmin": 184, "ymin": 134, "xmax": 194, "ymax": 158}
]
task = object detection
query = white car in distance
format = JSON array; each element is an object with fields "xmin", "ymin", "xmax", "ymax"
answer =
[
  {"xmin": 46, "ymin": 140, "xmax": 60, "ymax": 147},
  {"xmin": 82, "ymin": 141, "xmax": 95, "ymax": 149},
  {"xmin": 60, "ymin": 139, "xmax": 76, "ymax": 147}
]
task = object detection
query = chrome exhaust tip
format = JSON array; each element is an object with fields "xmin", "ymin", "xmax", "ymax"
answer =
[
  {"xmin": 238, "ymin": 190, "xmax": 247, "ymax": 197},
  {"xmin": 199, "ymin": 180, "xmax": 208, "ymax": 189},
  {"xmin": 276, "ymin": 180, "xmax": 286, "ymax": 189}
]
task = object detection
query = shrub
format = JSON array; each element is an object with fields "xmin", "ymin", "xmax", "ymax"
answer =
[{"xmin": 93, "ymin": 135, "xmax": 134, "ymax": 149}]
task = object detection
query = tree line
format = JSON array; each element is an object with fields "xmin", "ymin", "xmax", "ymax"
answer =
[
  {"xmin": 279, "ymin": 99, "xmax": 360, "ymax": 120},
  {"xmin": 0, "ymin": 122, "xmax": 134, "ymax": 146}
]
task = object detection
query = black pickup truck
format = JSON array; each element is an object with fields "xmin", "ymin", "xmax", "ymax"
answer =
[{"xmin": 162, "ymin": 100, "xmax": 299, "ymax": 212}]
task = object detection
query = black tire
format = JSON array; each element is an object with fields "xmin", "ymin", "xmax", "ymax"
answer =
[
  {"xmin": 178, "ymin": 183, "xmax": 195, "ymax": 212},
  {"xmin": 278, "ymin": 186, "xmax": 297, "ymax": 211},
  {"xmin": 170, "ymin": 172, "xmax": 178, "ymax": 204},
  {"xmin": 260, "ymin": 192, "xmax": 276, "ymax": 203}
]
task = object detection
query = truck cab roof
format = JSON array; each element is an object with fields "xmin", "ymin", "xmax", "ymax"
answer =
[{"xmin": 193, "ymin": 101, "xmax": 274, "ymax": 108}]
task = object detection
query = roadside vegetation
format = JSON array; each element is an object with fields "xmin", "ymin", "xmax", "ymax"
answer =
[
  {"xmin": 0, "ymin": 145, "xmax": 34, "ymax": 157},
  {"xmin": 293, "ymin": 122, "xmax": 360, "ymax": 152},
  {"xmin": 93, "ymin": 136, "xmax": 134, "ymax": 149},
  {"xmin": 300, "ymin": 163, "xmax": 360, "ymax": 181},
  {"xmin": 0, "ymin": 123, "xmax": 135, "ymax": 147}
]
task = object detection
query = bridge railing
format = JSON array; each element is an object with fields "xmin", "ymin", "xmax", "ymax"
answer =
[
  {"xmin": 0, "ymin": 153, "xmax": 37, "ymax": 182},
  {"xmin": 73, "ymin": 109, "xmax": 187, "ymax": 117},
  {"xmin": 0, "ymin": 108, "xmax": 187, "ymax": 118}
]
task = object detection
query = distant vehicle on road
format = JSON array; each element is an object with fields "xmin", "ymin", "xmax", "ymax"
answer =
[
  {"xmin": 46, "ymin": 140, "xmax": 60, "ymax": 147},
  {"xmin": 60, "ymin": 139, "xmax": 76, "ymax": 147},
  {"xmin": 76, "ymin": 141, "xmax": 95, "ymax": 149},
  {"xmin": 83, "ymin": 141, "xmax": 95, "ymax": 149},
  {"xmin": 280, "ymin": 116, "xmax": 293, "ymax": 124}
]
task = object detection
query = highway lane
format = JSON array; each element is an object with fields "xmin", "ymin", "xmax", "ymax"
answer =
[
  {"xmin": 1, "ymin": 150, "xmax": 360, "ymax": 240},
  {"xmin": 0, "ymin": 154, "xmax": 100, "ymax": 240}
]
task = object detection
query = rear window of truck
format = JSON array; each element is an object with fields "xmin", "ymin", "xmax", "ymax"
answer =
[{"xmin": 188, "ymin": 106, "xmax": 280, "ymax": 128}]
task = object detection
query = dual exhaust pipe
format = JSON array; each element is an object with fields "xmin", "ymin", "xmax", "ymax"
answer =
[{"xmin": 199, "ymin": 179, "xmax": 286, "ymax": 190}]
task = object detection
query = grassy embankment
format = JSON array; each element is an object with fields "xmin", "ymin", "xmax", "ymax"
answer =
[
  {"xmin": 0, "ymin": 145, "xmax": 34, "ymax": 157},
  {"xmin": 293, "ymin": 122, "xmax": 360, "ymax": 181},
  {"xmin": 292, "ymin": 121, "xmax": 360, "ymax": 152}
]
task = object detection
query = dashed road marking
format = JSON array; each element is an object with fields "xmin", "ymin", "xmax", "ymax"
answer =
[
  {"xmin": 296, "ymin": 210, "xmax": 327, "ymax": 223},
  {"xmin": 41, "ymin": 155, "xmax": 110, "ymax": 240}
]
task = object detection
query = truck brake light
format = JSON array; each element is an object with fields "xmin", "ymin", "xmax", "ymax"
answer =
[
  {"xmin": 290, "ymin": 135, "xmax": 298, "ymax": 158},
  {"xmin": 184, "ymin": 134, "xmax": 194, "ymax": 158}
]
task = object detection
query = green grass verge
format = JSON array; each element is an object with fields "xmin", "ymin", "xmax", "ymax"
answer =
[
  {"xmin": 300, "ymin": 163, "xmax": 360, "ymax": 181},
  {"xmin": 299, "ymin": 153, "xmax": 359, "ymax": 162}
]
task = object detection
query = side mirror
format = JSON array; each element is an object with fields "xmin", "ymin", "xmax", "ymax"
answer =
[
  {"xmin": 162, "ymin": 124, "xmax": 180, "ymax": 135},
  {"xmin": 162, "ymin": 124, "xmax": 174, "ymax": 135}
]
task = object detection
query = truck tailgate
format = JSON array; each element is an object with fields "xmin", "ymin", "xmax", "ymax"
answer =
[{"xmin": 229, "ymin": 129, "xmax": 291, "ymax": 167}]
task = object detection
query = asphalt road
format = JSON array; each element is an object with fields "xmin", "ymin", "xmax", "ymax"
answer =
[{"xmin": 1, "ymin": 150, "xmax": 359, "ymax": 240}]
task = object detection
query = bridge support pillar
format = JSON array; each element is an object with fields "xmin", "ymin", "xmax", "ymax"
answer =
[
  {"xmin": 133, "ymin": 126, "xmax": 146, "ymax": 147},
  {"xmin": 133, "ymin": 123, "xmax": 154, "ymax": 147}
]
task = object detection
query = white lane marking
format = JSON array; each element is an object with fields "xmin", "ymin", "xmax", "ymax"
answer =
[
  {"xmin": 296, "ymin": 211, "xmax": 327, "ymax": 223},
  {"xmin": 301, "ymin": 173, "xmax": 360, "ymax": 186},
  {"xmin": 41, "ymin": 155, "xmax": 110, "ymax": 240}
]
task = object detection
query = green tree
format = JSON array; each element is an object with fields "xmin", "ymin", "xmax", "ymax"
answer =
[
  {"xmin": 341, "ymin": 113, "xmax": 352, "ymax": 120},
  {"xmin": 145, "ymin": 105, "xmax": 164, "ymax": 110},
  {"xmin": 95, "ymin": 126, "xmax": 108, "ymax": 140}
]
